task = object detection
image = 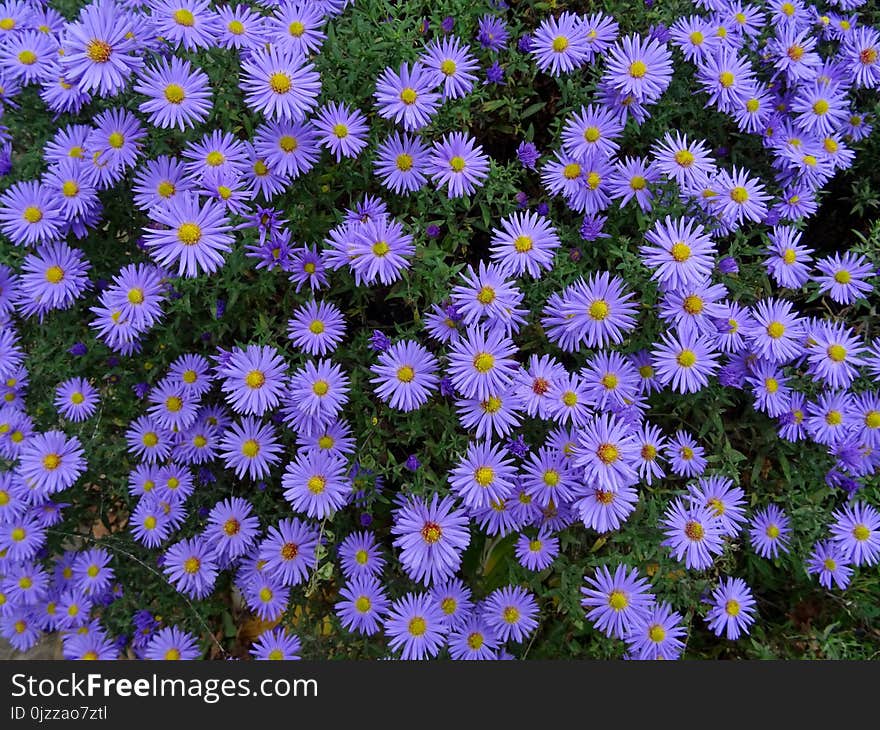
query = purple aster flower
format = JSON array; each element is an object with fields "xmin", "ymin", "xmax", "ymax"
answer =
[
  {"xmin": 384, "ymin": 592, "xmax": 448, "ymax": 659},
  {"xmin": 806, "ymin": 320, "xmax": 865, "ymax": 389},
  {"xmin": 162, "ymin": 537, "xmax": 217, "ymax": 600},
  {"xmin": 447, "ymin": 325, "xmax": 518, "ymax": 400},
  {"xmin": 266, "ymin": 1, "xmax": 326, "ymax": 57},
  {"xmin": 313, "ymin": 102, "xmax": 369, "ymax": 162},
  {"xmin": 515, "ymin": 529, "xmax": 560, "ymax": 571},
  {"xmin": 428, "ymin": 132, "xmax": 490, "ymax": 198},
  {"xmin": 152, "ymin": 0, "xmax": 219, "ymax": 51},
  {"xmin": 219, "ymin": 417, "xmax": 282, "ymax": 481},
  {"xmin": 373, "ymin": 131, "xmax": 430, "ymax": 195},
  {"xmin": 374, "ymin": 61, "xmax": 440, "ymax": 132},
  {"xmin": 240, "ymin": 44, "xmax": 321, "ymax": 122},
  {"xmin": 843, "ymin": 27, "xmax": 880, "ymax": 90},
  {"xmin": 134, "ymin": 57, "xmax": 212, "ymax": 131},
  {"xmin": 282, "ymin": 449, "xmax": 351, "ymax": 519},
  {"xmin": 144, "ymin": 626, "xmax": 200, "ymax": 661},
  {"xmin": 405, "ymin": 454, "xmax": 421, "ymax": 471},
  {"xmin": 572, "ymin": 412, "xmax": 640, "ymax": 492},
  {"xmin": 216, "ymin": 4, "xmax": 269, "ymax": 51},
  {"xmin": 581, "ymin": 564, "xmax": 654, "ymax": 640},
  {"xmin": 54, "ymin": 377, "xmax": 98, "ymax": 423},
  {"xmin": 287, "ymin": 300, "xmax": 346, "ymax": 357},
  {"xmin": 370, "ymin": 339, "xmax": 439, "ymax": 412},
  {"xmin": 456, "ymin": 386, "xmax": 522, "ymax": 441},
  {"xmin": 651, "ymin": 131, "xmax": 717, "ymax": 188},
  {"xmin": 285, "ymin": 358, "xmax": 350, "ymax": 428},
  {"xmin": 815, "ymin": 251, "xmax": 874, "ymax": 304},
  {"xmin": 422, "ymin": 36, "xmax": 479, "ymax": 99},
  {"xmin": 624, "ymin": 602, "xmax": 687, "ymax": 660},
  {"xmin": 705, "ymin": 577, "xmax": 757, "ymax": 640},
  {"xmin": 338, "ymin": 530, "xmax": 386, "ymax": 579},
  {"xmin": 489, "ymin": 210, "xmax": 560, "ymax": 278},
  {"xmin": 143, "ymin": 193, "xmax": 233, "ymax": 278},
  {"xmin": 687, "ymin": 475, "xmax": 746, "ymax": 537},
  {"xmin": 369, "ymin": 329, "xmax": 391, "ymax": 352},
  {"xmin": 448, "ymin": 440, "xmax": 516, "ymax": 509},
  {"xmin": 258, "ymin": 517, "xmax": 320, "ymax": 588},
  {"xmin": 483, "ymin": 585, "xmax": 539, "ymax": 643},
  {"xmin": 576, "ymin": 484, "xmax": 639, "ymax": 533},
  {"xmin": 0, "ymin": 180, "xmax": 63, "ymax": 246},
  {"xmin": 17, "ymin": 242, "xmax": 91, "ymax": 321},
  {"xmin": 476, "ymin": 14, "xmax": 508, "ymax": 52},
  {"xmin": 551, "ymin": 272, "xmax": 637, "ymax": 350},
  {"xmin": 641, "ymin": 215, "xmax": 716, "ymax": 291},
  {"xmin": 392, "ymin": 494, "xmax": 471, "ymax": 586},
  {"xmin": 604, "ymin": 33, "xmax": 673, "ymax": 103},
  {"xmin": 710, "ymin": 166, "xmax": 770, "ymax": 227},
  {"xmin": 16, "ymin": 431, "xmax": 85, "ymax": 496},
  {"xmin": 764, "ymin": 226, "xmax": 813, "ymax": 289},
  {"xmin": 250, "ymin": 628, "xmax": 301, "ymax": 660},
  {"xmin": 807, "ymin": 540, "xmax": 853, "ymax": 590},
  {"xmin": 531, "ymin": 12, "xmax": 589, "ymax": 75},
  {"xmin": 336, "ymin": 575, "xmax": 389, "ymax": 636},
  {"xmin": 349, "ymin": 216, "xmax": 415, "ymax": 286},
  {"xmin": 661, "ymin": 498, "xmax": 725, "ymax": 569},
  {"xmin": 651, "ymin": 330, "xmax": 719, "ymax": 394},
  {"xmin": 485, "ymin": 60, "xmax": 505, "ymax": 85},
  {"xmin": 749, "ymin": 504, "xmax": 792, "ymax": 559},
  {"xmin": 745, "ymin": 298, "xmax": 805, "ymax": 364},
  {"xmin": 516, "ymin": 141, "xmax": 539, "ymax": 169},
  {"xmin": 448, "ymin": 615, "xmax": 499, "ymax": 660},
  {"xmin": 830, "ymin": 502, "xmax": 880, "ymax": 567},
  {"xmin": 218, "ymin": 345, "xmax": 287, "ymax": 416},
  {"xmin": 667, "ymin": 430, "xmax": 708, "ymax": 478}
]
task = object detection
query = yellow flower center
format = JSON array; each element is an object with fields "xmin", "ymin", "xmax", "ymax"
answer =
[
  {"xmin": 42, "ymin": 453, "xmax": 61, "ymax": 471},
  {"xmin": 597, "ymin": 443, "xmax": 619, "ymax": 464},
  {"xmin": 473, "ymin": 352, "xmax": 494, "ymax": 373},
  {"xmin": 719, "ymin": 71, "xmax": 735, "ymax": 88},
  {"xmin": 787, "ymin": 45, "xmax": 804, "ymax": 61},
  {"xmin": 467, "ymin": 633, "xmax": 483, "ymax": 650},
  {"xmin": 853, "ymin": 525, "xmax": 870, "ymax": 542},
  {"xmin": 421, "ymin": 521, "xmax": 442, "ymax": 544},
  {"xmin": 164, "ymin": 83, "xmax": 185, "ymax": 104},
  {"xmin": 648, "ymin": 624, "xmax": 666, "ymax": 642},
  {"xmin": 630, "ymin": 175, "xmax": 646, "ymax": 190},
  {"xmin": 307, "ymin": 475, "xmax": 326, "ymax": 494},
  {"xmin": 827, "ymin": 345, "xmax": 846, "ymax": 363},
  {"xmin": 826, "ymin": 411, "xmax": 842, "ymax": 426},
  {"xmin": 725, "ymin": 599, "xmax": 740, "ymax": 616},
  {"xmin": 543, "ymin": 469, "xmax": 559, "ymax": 487},
  {"xmin": 641, "ymin": 444, "xmax": 657, "ymax": 461},
  {"xmin": 563, "ymin": 163, "xmax": 581, "ymax": 179},
  {"xmin": 834, "ymin": 270, "xmax": 851, "ymax": 284},
  {"xmin": 588, "ymin": 299, "xmax": 609, "ymax": 321},
  {"xmin": 474, "ymin": 466, "xmax": 494, "ymax": 487},
  {"xmin": 552, "ymin": 35, "xmax": 569, "ymax": 52},
  {"xmin": 601, "ymin": 373, "xmax": 618, "ymax": 390},
  {"xmin": 730, "ymin": 186, "xmax": 749, "ymax": 203},
  {"xmin": 450, "ymin": 156, "xmax": 466, "ymax": 172},
  {"xmin": 355, "ymin": 596, "xmax": 371, "ymax": 613},
  {"xmin": 513, "ymin": 235, "xmax": 532, "ymax": 252},
  {"xmin": 228, "ymin": 20, "xmax": 244, "ymax": 35},
  {"xmin": 177, "ymin": 222, "xmax": 202, "ymax": 245},
  {"xmin": 108, "ymin": 131, "xmax": 124, "ymax": 148},
  {"xmin": 860, "ymin": 48, "xmax": 878, "ymax": 65},
  {"xmin": 371, "ymin": 240, "xmax": 390, "ymax": 257},
  {"xmin": 241, "ymin": 439, "xmax": 260, "ymax": 458},
  {"xmin": 142, "ymin": 432, "xmax": 158, "ymax": 447},
  {"xmin": 269, "ymin": 72, "xmax": 291, "ymax": 94},
  {"xmin": 562, "ymin": 391, "xmax": 578, "ymax": 407},
  {"xmin": 502, "ymin": 606, "xmax": 520, "ymax": 624},
  {"xmin": 17, "ymin": 50, "xmax": 36, "ymax": 65},
  {"xmin": 45, "ymin": 265, "xmax": 64, "ymax": 284},
  {"xmin": 245, "ymin": 370, "xmax": 265, "ymax": 389},
  {"xmin": 608, "ymin": 590, "xmax": 628, "ymax": 611},
  {"xmin": 766, "ymin": 321, "xmax": 785, "ymax": 339},
  {"xmin": 477, "ymin": 285, "xmax": 496, "ymax": 304},
  {"xmin": 62, "ymin": 180, "xmax": 79, "ymax": 197},
  {"xmin": 670, "ymin": 242, "xmax": 691, "ymax": 262},
  {"xmin": 332, "ymin": 123, "xmax": 348, "ymax": 139},
  {"xmin": 812, "ymin": 99, "xmax": 829, "ymax": 116},
  {"xmin": 71, "ymin": 391, "xmax": 85, "ymax": 405},
  {"xmin": 766, "ymin": 524, "xmax": 780, "ymax": 539},
  {"xmin": 288, "ymin": 20, "xmax": 304, "ymax": 37},
  {"xmin": 312, "ymin": 380, "xmax": 329, "ymax": 396},
  {"xmin": 206, "ymin": 150, "xmax": 224, "ymax": 166},
  {"xmin": 173, "ymin": 9, "xmax": 194, "ymax": 26},
  {"xmin": 396, "ymin": 365, "xmax": 415, "ymax": 383},
  {"xmin": 408, "ymin": 617, "xmax": 427, "ymax": 636},
  {"xmin": 481, "ymin": 396, "xmax": 502, "ymax": 413},
  {"xmin": 629, "ymin": 60, "xmax": 647, "ymax": 78},
  {"xmin": 765, "ymin": 377, "xmax": 779, "ymax": 393},
  {"xmin": 864, "ymin": 411, "xmax": 880, "ymax": 429},
  {"xmin": 440, "ymin": 59, "xmax": 457, "ymax": 75},
  {"xmin": 23, "ymin": 206, "xmax": 43, "ymax": 223},
  {"xmin": 183, "ymin": 557, "xmax": 200, "ymax": 574},
  {"xmin": 399, "ymin": 87, "xmax": 417, "ymax": 105},
  {"xmin": 586, "ymin": 171, "xmax": 601, "ymax": 190},
  {"xmin": 395, "ymin": 153, "xmax": 413, "ymax": 171},
  {"xmin": 683, "ymin": 295, "xmax": 703, "ymax": 314}
]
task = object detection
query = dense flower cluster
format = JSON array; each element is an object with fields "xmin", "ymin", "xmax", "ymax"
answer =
[{"xmin": 0, "ymin": 0, "xmax": 878, "ymax": 660}]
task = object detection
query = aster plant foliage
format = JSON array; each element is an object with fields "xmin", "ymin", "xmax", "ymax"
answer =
[{"xmin": 0, "ymin": 0, "xmax": 878, "ymax": 663}]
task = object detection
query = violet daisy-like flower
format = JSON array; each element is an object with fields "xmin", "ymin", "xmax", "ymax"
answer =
[
  {"xmin": 573, "ymin": 413, "xmax": 640, "ymax": 492},
  {"xmin": 447, "ymin": 325, "xmax": 518, "ymax": 400},
  {"xmin": 651, "ymin": 131, "xmax": 717, "ymax": 189},
  {"xmin": 216, "ymin": 4, "xmax": 269, "ymax": 51},
  {"xmin": 287, "ymin": 300, "xmax": 346, "ymax": 356},
  {"xmin": 143, "ymin": 193, "xmax": 233, "ymax": 278},
  {"xmin": 16, "ymin": 431, "xmax": 85, "ymax": 496},
  {"xmin": 336, "ymin": 575, "xmax": 389, "ymax": 636},
  {"xmin": 705, "ymin": 577, "xmax": 757, "ymax": 640},
  {"xmin": 651, "ymin": 330, "xmax": 719, "ymax": 394},
  {"xmin": 624, "ymin": 602, "xmax": 687, "ymax": 660},
  {"xmin": 687, "ymin": 475, "xmax": 747, "ymax": 537},
  {"xmin": 554, "ymin": 272, "xmax": 638, "ymax": 349},
  {"xmin": 581, "ymin": 564, "xmax": 653, "ymax": 640},
  {"xmin": 483, "ymin": 585, "xmax": 539, "ymax": 643},
  {"xmin": 515, "ymin": 529, "xmax": 560, "ymax": 571},
  {"xmin": 489, "ymin": 211, "xmax": 560, "ymax": 278},
  {"xmin": 54, "ymin": 377, "xmax": 98, "ymax": 423},
  {"xmin": 531, "ymin": 12, "xmax": 590, "ymax": 76},
  {"xmin": 205, "ymin": 497, "xmax": 260, "ymax": 561},
  {"xmin": 806, "ymin": 320, "xmax": 865, "ymax": 389},
  {"xmin": 349, "ymin": 215, "xmax": 415, "ymax": 286},
  {"xmin": 134, "ymin": 57, "xmax": 212, "ymax": 132},
  {"xmin": 240, "ymin": 44, "xmax": 321, "ymax": 122},
  {"xmin": 0, "ymin": 180, "xmax": 63, "ymax": 246},
  {"xmin": 745, "ymin": 298, "xmax": 805, "ymax": 364},
  {"xmin": 219, "ymin": 417, "xmax": 282, "ymax": 481},
  {"xmin": 456, "ymin": 386, "xmax": 522, "ymax": 441},
  {"xmin": 374, "ymin": 61, "xmax": 440, "ymax": 132},
  {"xmin": 830, "ymin": 502, "xmax": 880, "ymax": 567},
  {"xmin": 370, "ymin": 339, "xmax": 439, "ymax": 412},
  {"xmin": 313, "ymin": 102, "xmax": 369, "ymax": 162},
  {"xmin": 250, "ymin": 628, "xmax": 301, "ymax": 660},
  {"xmin": 152, "ymin": 0, "xmax": 219, "ymax": 51},
  {"xmin": 807, "ymin": 540, "xmax": 853, "ymax": 590},
  {"xmin": 421, "ymin": 36, "xmax": 479, "ymax": 100},
  {"xmin": 476, "ymin": 14, "xmax": 509, "ymax": 52},
  {"xmin": 450, "ymin": 262, "xmax": 526, "ymax": 335},
  {"xmin": 144, "ymin": 626, "xmax": 200, "ymax": 661},
  {"xmin": 448, "ymin": 615, "xmax": 499, "ymax": 660},
  {"xmin": 18, "ymin": 242, "xmax": 91, "ymax": 320},
  {"xmin": 259, "ymin": 517, "xmax": 320, "ymax": 588},
  {"xmin": 711, "ymin": 166, "xmax": 770, "ymax": 226},
  {"xmin": 426, "ymin": 130, "xmax": 492, "ymax": 198},
  {"xmin": 392, "ymin": 494, "xmax": 471, "ymax": 586},
  {"xmin": 604, "ymin": 33, "xmax": 674, "ymax": 103},
  {"xmin": 217, "ymin": 345, "xmax": 288, "ymax": 417},
  {"xmin": 749, "ymin": 505, "xmax": 792, "ymax": 559},
  {"xmin": 338, "ymin": 530, "xmax": 386, "ymax": 579},
  {"xmin": 640, "ymin": 216, "xmax": 716, "ymax": 291},
  {"xmin": 843, "ymin": 27, "xmax": 880, "ymax": 90},
  {"xmin": 374, "ymin": 132, "xmax": 430, "ymax": 195},
  {"xmin": 1, "ymin": 29, "xmax": 58, "ymax": 85},
  {"xmin": 286, "ymin": 358, "xmax": 350, "ymax": 427},
  {"xmin": 282, "ymin": 449, "xmax": 351, "ymax": 519},
  {"xmin": 132, "ymin": 155, "xmax": 191, "ymax": 212},
  {"xmin": 764, "ymin": 226, "xmax": 813, "ymax": 289},
  {"xmin": 162, "ymin": 537, "xmax": 217, "ymax": 600},
  {"xmin": 448, "ymin": 440, "xmax": 517, "ymax": 509},
  {"xmin": 815, "ymin": 251, "xmax": 874, "ymax": 304},
  {"xmin": 384, "ymin": 592, "xmax": 448, "ymax": 660},
  {"xmin": 667, "ymin": 430, "xmax": 708, "ymax": 478},
  {"xmin": 561, "ymin": 103, "xmax": 624, "ymax": 161},
  {"xmin": 696, "ymin": 48, "xmax": 755, "ymax": 112},
  {"xmin": 661, "ymin": 498, "xmax": 725, "ymax": 570},
  {"xmin": 266, "ymin": 1, "xmax": 326, "ymax": 57}
]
